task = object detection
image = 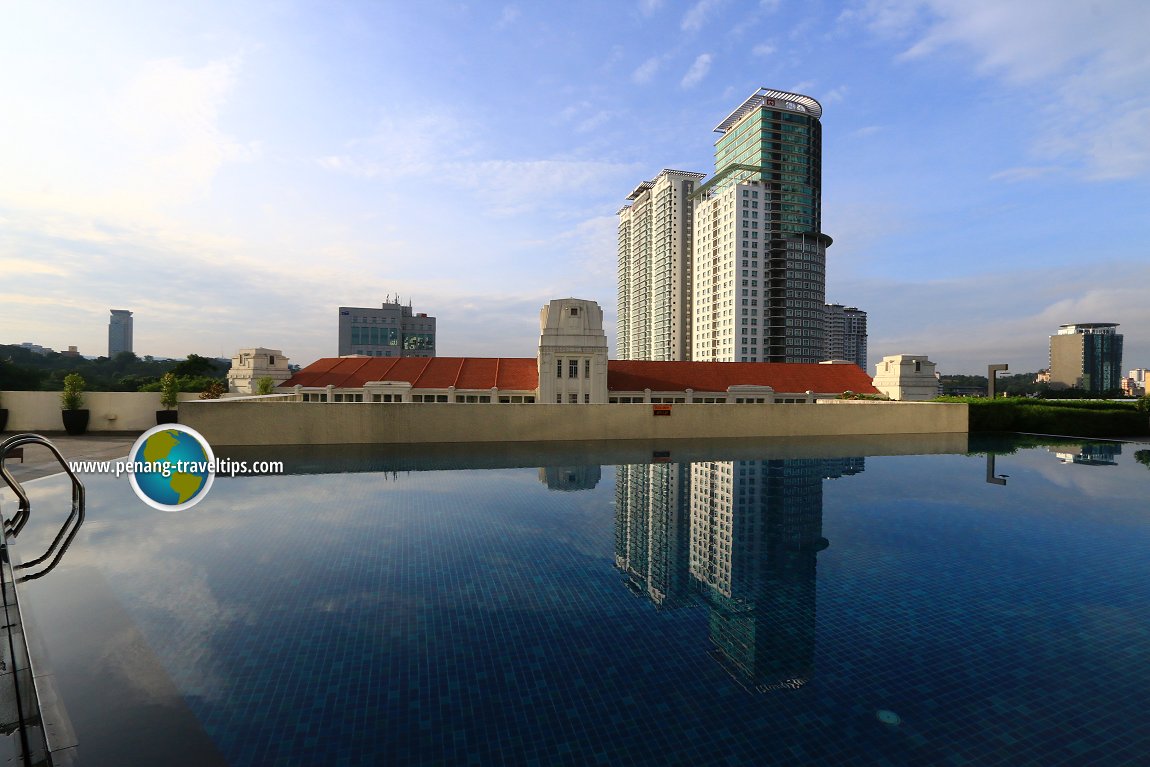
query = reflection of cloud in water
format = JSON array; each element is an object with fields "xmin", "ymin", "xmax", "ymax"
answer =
[{"xmin": 14, "ymin": 467, "xmax": 616, "ymax": 704}]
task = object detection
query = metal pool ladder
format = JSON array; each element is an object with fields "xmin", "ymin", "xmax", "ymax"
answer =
[
  {"xmin": 0, "ymin": 433, "xmax": 85, "ymax": 765},
  {"xmin": 0, "ymin": 434, "xmax": 86, "ymax": 582}
]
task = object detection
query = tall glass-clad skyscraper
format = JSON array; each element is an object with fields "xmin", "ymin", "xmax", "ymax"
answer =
[{"xmin": 692, "ymin": 89, "xmax": 831, "ymax": 363}]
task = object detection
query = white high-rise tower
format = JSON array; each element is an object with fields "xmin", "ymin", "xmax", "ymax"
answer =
[{"xmin": 616, "ymin": 169, "xmax": 706, "ymax": 361}]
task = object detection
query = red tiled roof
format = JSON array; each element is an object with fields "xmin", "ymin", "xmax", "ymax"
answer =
[
  {"xmin": 607, "ymin": 360, "xmax": 878, "ymax": 395},
  {"xmin": 283, "ymin": 357, "xmax": 876, "ymax": 395},
  {"xmin": 282, "ymin": 357, "xmax": 539, "ymax": 391}
]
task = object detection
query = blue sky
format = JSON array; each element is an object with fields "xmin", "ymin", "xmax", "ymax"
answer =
[{"xmin": 2, "ymin": 0, "xmax": 1148, "ymax": 374}]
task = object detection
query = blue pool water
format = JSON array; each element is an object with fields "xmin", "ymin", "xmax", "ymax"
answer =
[{"xmin": 4, "ymin": 436, "xmax": 1150, "ymax": 766}]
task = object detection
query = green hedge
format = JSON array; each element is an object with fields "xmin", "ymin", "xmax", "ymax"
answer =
[{"xmin": 935, "ymin": 397, "xmax": 1150, "ymax": 437}]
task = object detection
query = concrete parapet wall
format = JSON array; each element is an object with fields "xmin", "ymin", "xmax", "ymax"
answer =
[
  {"xmin": 179, "ymin": 399, "xmax": 968, "ymax": 447},
  {"xmin": 1, "ymin": 391, "xmax": 200, "ymax": 433}
]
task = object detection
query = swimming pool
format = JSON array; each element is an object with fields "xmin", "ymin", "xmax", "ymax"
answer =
[{"xmin": 3, "ymin": 435, "xmax": 1149, "ymax": 765}]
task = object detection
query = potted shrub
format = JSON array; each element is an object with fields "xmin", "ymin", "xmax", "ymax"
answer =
[
  {"xmin": 60, "ymin": 372, "xmax": 89, "ymax": 435},
  {"xmin": 157, "ymin": 372, "xmax": 179, "ymax": 424},
  {"xmin": 199, "ymin": 381, "xmax": 227, "ymax": 400},
  {"xmin": 255, "ymin": 376, "xmax": 276, "ymax": 396}
]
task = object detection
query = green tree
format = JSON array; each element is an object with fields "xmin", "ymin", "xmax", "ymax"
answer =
[
  {"xmin": 172, "ymin": 354, "xmax": 225, "ymax": 378},
  {"xmin": 61, "ymin": 373, "xmax": 86, "ymax": 410}
]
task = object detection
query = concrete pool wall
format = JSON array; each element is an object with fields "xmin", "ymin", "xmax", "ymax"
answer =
[{"xmin": 179, "ymin": 399, "xmax": 968, "ymax": 446}]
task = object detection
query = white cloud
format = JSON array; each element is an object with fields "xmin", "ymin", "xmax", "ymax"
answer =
[
  {"xmin": 838, "ymin": 264, "xmax": 1150, "ymax": 373},
  {"xmin": 0, "ymin": 56, "xmax": 254, "ymax": 217},
  {"xmin": 638, "ymin": 0, "xmax": 663, "ymax": 16},
  {"xmin": 823, "ymin": 85, "xmax": 848, "ymax": 104},
  {"xmin": 495, "ymin": 5, "xmax": 520, "ymax": 29},
  {"xmin": 989, "ymin": 166, "xmax": 1060, "ymax": 183},
  {"xmin": 752, "ymin": 42, "xmax": 776, "ymax": 56},
  {"xmin": 576, "ymin": 111, "xmax": 613, "ymax": 133},
  {"xmin": 632, "ymin": 56, "xmax": 661, "ymax": 85},
  {"xmin": 850, "ymin": 0, "xmax": 1150, "ymax": 179},
  {"xmin": 680, "ymin": 53, "xmax": 713, "ymax": 89},
  {"xmin": 681, "ymin": 0, "xmax": 724, "ymax": 32}
]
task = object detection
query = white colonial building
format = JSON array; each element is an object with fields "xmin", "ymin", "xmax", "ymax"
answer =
[
  {"xmin": 872, "ymin": 355, "xmax": 939, "ymax": 401},
  {"xmin": 228, "ymin": 348, "xmax": 292, "ymax": 394}
]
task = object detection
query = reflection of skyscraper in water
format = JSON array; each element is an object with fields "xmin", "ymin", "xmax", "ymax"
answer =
[
  {"xmin": 615, "ymin": 455, "xmax": 863, "ymax": 692},
  {"xmin": 1051, "ymin": 443, "xmax": 1122, "ymax": 466},
  {"xmin": 614, "ymin": 463, "xmax": 693, "ymax": 608},
  {"xmin": 538, "ymin": 465, "xmax": 602, "ymax": 491},
  {"xmin": 691, "ymin": 459, "xmax": 833, "ymax": 692}
]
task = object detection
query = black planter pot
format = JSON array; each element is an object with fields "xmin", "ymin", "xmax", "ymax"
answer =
[
  {"xmin": 0, "ymin": 408, "xmax": 8, "ymax": 433},
  {"xmin": 156, "ymin": 410, "xmax": 179, "ymax": 425},
  {"xmin": 62, "ymin": 409, "xmax": 89, "ymax": 436}
]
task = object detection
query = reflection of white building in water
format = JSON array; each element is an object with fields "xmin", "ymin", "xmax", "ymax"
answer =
[
  {"xmin": 538, "ymin": 465, "xmax": 602, "ymax": 491},
  {"xmin": 615, "ymin": 456, "xmax": 862, "ymax": 692},
  {"xmin": 615, "ymin": 463, "xmax": 693, "ymax": 608},
  {"xmin": 1052, "ymin": 443, "xmax": 1122, "ymax": 466}
]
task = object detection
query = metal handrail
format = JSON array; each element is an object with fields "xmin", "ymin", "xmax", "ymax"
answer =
[{"xmin": 0, "ymin": 433, "xmax": 86, "ymax": 582}]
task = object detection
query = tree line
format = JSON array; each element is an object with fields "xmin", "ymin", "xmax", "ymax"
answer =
[
  {"xmin": 0, "ymin": 345, "xmax": 230, "ymax": 393},
  {"xmin": 939, "ymin": 372, "xmax": 1131, "ymax": 399}
]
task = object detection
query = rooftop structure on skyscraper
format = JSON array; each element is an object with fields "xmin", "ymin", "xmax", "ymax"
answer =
[{"xmin": 692, "ymin": 88, "xmax": 830, "ymax": 363}]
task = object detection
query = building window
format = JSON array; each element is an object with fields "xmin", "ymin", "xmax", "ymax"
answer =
[
  {"xmin": 568, "ymin": 393, "xmax": 578, "ymax": 403},
  {"xmin": 556, "ymin": 393, "xmax": 562, "ymax": 403},
  {"xmin": 570, "ymin": 307, "xmax": 579, "ymax": 317},
  {"xmin": 569, "ymin": 359, "xmax": 579, "ymax": 378},
  {"xmin": 583, "ymin": 393, "xmax": 590, "ymax": 403},
  {"xmin": 557, "ymin": 359, "xmax": 563, "ymax": 378},
  {"xmin": 584, "ymin": 359, "xmax": 590, "ymax": 378}
]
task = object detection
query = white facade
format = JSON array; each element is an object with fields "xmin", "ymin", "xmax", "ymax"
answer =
[
  {"xmin": 537, "ymin": 298, "xmax": 609, "ymax": 404},
  {"xmin": 617, "ymin": 169, "xmax": 705, "ymax": 361},
  {"xmin": 228, "ymin": 348, "xmax": 291, "ymax": 394},
  {"xmin": 692, "ymin": 180, "xmax": 774, "ymax": 362},
  {"xmin": 872, "ymin": 354, "xmax": 939, "ymax": 401},
  {"xmin": 691, "ymin": 180, "xmax": 829, "ymax": 363}
]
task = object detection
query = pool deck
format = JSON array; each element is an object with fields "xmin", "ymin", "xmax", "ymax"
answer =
[{"xmin": 1, "ymin": 434, "xmax": 138, "ymax": 484}]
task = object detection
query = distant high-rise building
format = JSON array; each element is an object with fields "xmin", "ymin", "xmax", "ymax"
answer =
[
  {"xmin": 617, "ymin": 169, "xmax": 705, "ymax": 360},
  {"xmin": 691, "ymin": 88, "xmax": 830, "ymax": 363},
  {"xmin": 823, "ymin": 304, "xmax": 867, "ymax": 369},
  {"xmin": 1123, "ymin": 368, "xmax": 1148, "ymax": 397},
  {"xmin": 1048, "ymin": 323, "xmax": 1123, "ymax": 392},
  {"xmin": 616, "ymin": 89, "xmax": 832, "ymax": 365},
  {"xmin": 337, "ymin": 297, "xmax": 436, "ymax": 358},
  {"xmin": 108, "ymin": 309, "xmax": 133, "ymax": 357},
  {"xmin": 17, "ymin": 342, "xmax": 53, "ymax": 355}
]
